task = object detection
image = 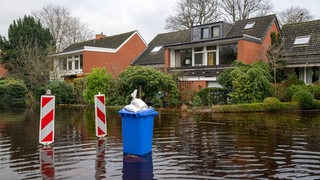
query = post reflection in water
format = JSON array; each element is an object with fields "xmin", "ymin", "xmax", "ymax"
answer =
[
  {"xmin": 95, "ymin": 138, "xmax": 107, "ymax": 179},
  {"xmin": 123, "ymin": 152, "xmax": 153, "ymax": 180},
  {"xmin": 39, "ymin": 147, "xmax": 55, "ymax": 180}
]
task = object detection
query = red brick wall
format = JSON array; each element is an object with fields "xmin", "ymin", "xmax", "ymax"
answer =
[
  {"xmin": 164, "ymin": 48, "xmax": 170, "ymax": 71},
  {"xmin": 237, "ymin": 21, "xmax": 279, "ymax": 64},
  {"xmin": 178, "ymin": 81, "xmax": 206, "ymax": 92},
  {"xmin": 83, "ymin": 32, "xmax": 147, "ymax": 77},
  {"xmin": 0, "ymin": 64, "xmax": 8, "ymax": 78}
]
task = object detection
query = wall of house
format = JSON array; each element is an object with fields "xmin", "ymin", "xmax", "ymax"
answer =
[
  {"xmin": 178, "ymin": 81, "xmax": 206, "ymax": 92},
  {"xmin": 164, "ymin": 48, "xmax": 170, "ymax": 71},
  {"xmin": 83, "ymin": 33, "xmax": 147, "ymax": 77},
  {"xmin": 237, "ymin": 21, "xmax": 279, "ymax": 64},
  {"xmin": 0, "ymin": 65, "xmax": 8, "ymax": 78}
]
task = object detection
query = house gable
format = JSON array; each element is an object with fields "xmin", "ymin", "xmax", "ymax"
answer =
[{"xmin": 51, "ymin": 30, "xmax": 147, "ymax": 80}]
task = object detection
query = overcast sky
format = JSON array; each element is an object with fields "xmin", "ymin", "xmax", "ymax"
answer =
[{"xmin": 1, "ymin": 0, "xmax": 320, "ymax": 43}]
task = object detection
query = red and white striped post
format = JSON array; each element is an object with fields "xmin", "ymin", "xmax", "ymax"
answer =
[
  {"xmin": 95, "ymin": 93, "xmax": 107, "ymax": 138},
  {"xmin": 39, "ymin": 90, "xmax": 55, "ymax": 145}
]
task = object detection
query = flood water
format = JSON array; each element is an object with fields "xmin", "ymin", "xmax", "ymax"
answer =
[{"xmin": 1, "ymin": 107, "xmax": 320, "ymax": 179}]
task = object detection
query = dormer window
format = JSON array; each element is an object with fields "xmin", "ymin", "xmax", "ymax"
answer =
[
  {"xmin": 151, "ymin": 46, "xmax": 162, "ymax": 53},
  {"xmin": 244, "ymin": 21, "xmax": 255, "ymax": 29},
  {"xmin": 211, "ymin": 26, "xmax": 220, "ymax": 37},
  {"xmin": 293, "ymin": 35, "xmax": 311, "ymax": 45},
  {"xmin": 201, "ymin": 28, "xmax": 209, "ymax": 39}
]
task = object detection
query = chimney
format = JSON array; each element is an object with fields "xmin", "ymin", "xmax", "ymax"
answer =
[{"xmin": 95, "ymin": 32, "xmax": 106, "ymax": 39}]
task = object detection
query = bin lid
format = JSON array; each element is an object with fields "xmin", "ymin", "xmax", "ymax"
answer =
[{"xmin": 119, "ymin": 108, "xmax": 158, "ymax": 118}]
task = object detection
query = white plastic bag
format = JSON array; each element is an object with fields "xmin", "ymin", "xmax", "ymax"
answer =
[
  {"xmin": 124, "ymin": 89, "xmax": 148, "ymax": 112},
  {"xmin": 124, "ymin": 104, "xmax": 139, "ymax": 113}
]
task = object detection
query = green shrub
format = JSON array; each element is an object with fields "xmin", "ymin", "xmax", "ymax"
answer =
[
  {"xmin": 180, "ymin": 89, "xmax": 196, "ymax": 105},
  {"xmin": 118, "ymin": 66, "xmax": 179, "ymax": 107},
  {"xmin": 212, "ymin": 102, "xmax": 299, "ymax": 113},
  {"xmin": 273, "ymin": 73, "xmax": 304, "ymax": 101},
  {"xmin": 73, "ymin": 77, "xmax": 86, "ymax": 104},
  {"xmin": 0, "ymin": 78, "xmax": 27, "ymax": 108},
  {"xmin": 44, "ymin": 80, "xmax": 75, "ymax": 104},
  {"xmin": 313, "ymin": 100, "xmax": 320, "ymax": 109},
  {"xmin": 308, "ymin": 84, "xmax": 320, "ymax": 100},
  {"xmin": 83, "ymin": 67, "xmax": 112, "ymax": 105},
  {"xmin": 291, "ymin": 90, "xmax": 314, "ymax": 110},
  {"xmin": 196, "ymin": 87, "xmax": 229, "ymax": 106},
  {"xmin": 191, "ymin": 95, "xmax": 203, "ymax": 106},
  {"xmin": 263, "ymin": 97, "xmax": 281, "ymax": 111}
]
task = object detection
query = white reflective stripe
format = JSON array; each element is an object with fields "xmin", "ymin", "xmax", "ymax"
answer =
[
  {"xmin": 41, "ymin": 120, "xmax": 54, "ymax": 141},
  {"xmin": 97, "ymin": 117, "xmax": 106, "ymax": 131},
  {"xmin": 41, "ymin": 98, "xmax": 55, "ymax": 120},
  {"xmin": 95, "ymin": 96, "xmax": 106, "ymax": 114}
]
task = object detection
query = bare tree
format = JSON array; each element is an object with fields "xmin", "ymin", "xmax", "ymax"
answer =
[
  {"xmin": 166, "ymin": 0, "xmax": 221, "ymax": 30},
  {"xmin": 220, "ymin": 0, "xmax": 273, "ymax": 23},
  {"xmin": 266, "ymin": 32, "xmax": 285, "ymax": 85},
  {"xmin": 278, "ymin": 6, "xmax": 313, "ymax": 25},
  {"xmin": 32, "ymin": 4, "xmax": 94, "ymax": 53}
]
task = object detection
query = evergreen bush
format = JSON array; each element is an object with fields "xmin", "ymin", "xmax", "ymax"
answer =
[
  {"xmin": 45, "ymin": 80, "xmax": 75, "ymax": 104},
  {"xmin": 0, "ymin": 78, "xmax": 27, "ymax": 108},
  {"xmin": 83, "ymin": 67, "xmax": 112, "ymax": 105},
  {"xmin": 291, "ymin": 90, "xmax": 314, "ymax": 110},
  {"xmin": 196, "ymin": 87, "xmax": 229, "ymax": 106},
  {"xmin": 263, "ymin": 97, "xmax": 281, "ymax": 111}
]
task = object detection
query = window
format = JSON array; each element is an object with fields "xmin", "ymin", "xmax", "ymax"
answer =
[
  {"xmin": 175, "ymin": 49, "xmax": 192, "ymax": 67},
  {"xmin": 75, "ymin": 60, "xmax": 79, "ymax": 69},
  {"xmin": 293, "ymin": 36, "xmax": 311, "ymax": 45},
  {"xmin": 207, "ymin": 46, "xmax": 216, "ymax": 66},
  {"xmin": 244, "ymin": 21, "xmax": 255, "ymax": 29},
  {"xmin": 194, "ymin": 47, "xmax": 204, "ymax": 65},
  {"xmin": 80, "ymin": 55, "xmax": 83, "ymax": 69},
  {"xmin": 62, "ymin": 58, "xmax": 67, "ymax": 70},
  {"xmin": 219, "ymin": 44, "xmax": 237, "ymax": 65},
  {"xmin": 201, "ymin": 28, "xmax": 209, "ymax": 39},
  {"xmin": 151, "ymin": 46, "xmax": 162, "ymax": 53},
  {"xmin": 211, "ymin": 26, "xmax": 220, "ymax": 37},
  {"xmin": 68, "ymin": 61, "xmax": 72, "ymax": 70}
]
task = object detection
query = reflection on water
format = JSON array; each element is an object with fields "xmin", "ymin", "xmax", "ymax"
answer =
[
  {"xmin": 1, "ymin": 107, "xmax": 320, "ymax": 179},
  {"xmin": 40, "ymin": 147, "xmax": 54, "ymax": 179},
  {"xmin": 123, "ymin": 152, "xmax": 153, "ymax": 179}
]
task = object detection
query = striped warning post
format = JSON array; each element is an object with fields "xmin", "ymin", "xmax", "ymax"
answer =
[
  {"xmin": 39, "ymin": 95, "xmax": 55, "ymax": 145},
  {"xmin": 95, "ymin": 93, "xmax": 107, "ymax": 137},
  {"xmin": 40, "ymin": 147, "xmax": 55, "ymax": 179}
]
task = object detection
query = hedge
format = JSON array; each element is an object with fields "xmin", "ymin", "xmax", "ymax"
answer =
[{"xmin": 0, "ymin": 78, "xmax": 27, "ymax": 108}]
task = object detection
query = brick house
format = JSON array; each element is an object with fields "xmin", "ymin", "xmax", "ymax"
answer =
[
  {"xmin": 51, "ymin": 31, "xmax": 147, "ymax": 80},
  {"xmin": 133, "ymin": 14, "xmax": 281, "ymax": 91},
  {"xmin": 0, "ymin": 50, "xmax": 8, "ymax": 78},
  {"xmin": 282, "ymin": 20, "xmax": 320, "ymax": 84}
]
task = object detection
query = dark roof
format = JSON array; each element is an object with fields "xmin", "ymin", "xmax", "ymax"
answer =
[
  {"xmin": 282, "ymin": 20, "xmax": 320, "ymax": 65},
  {"xmin": 61, "ymin": 31, "xmax": 136, "ymax": 53},
  {"xmin": 132, "ymin": 30, "xmax": 191, "ymax": 65},
  {"xmin": 226, "ymin": 14, "xmax": 278, "ymax": 40},
  {"xmin": 133, "ymin": 14, "xmax": 279, "ymax": 66}
]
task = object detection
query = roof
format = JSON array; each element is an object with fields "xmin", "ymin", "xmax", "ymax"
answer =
[
  {"xmin": 133, "ymin": 30, "xmax": 191, "ymax": 65},
  {"xmin": 226, "ymin": 14, "xmax": 278, "ymax": 40},
  {"xmin": 282, "ymin": 20, "xmax": 320, "ymax": 65},
  {"xmin": 61, "ymin": 31, "xmax": 136, "ymax": 53},
  {"xmin": 133, "ymin": 14, "xmax": 279, "ymax": 66}
]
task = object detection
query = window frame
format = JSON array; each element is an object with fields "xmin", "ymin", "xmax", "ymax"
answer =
[
  {"xmin": 201, "ymin": 27, "xmax": 209, "ymax": 39},
  {"xmin": 293, "ymin": 35, "xmax": 311, "ymax": 45},
  {"xmin": 244, "ymin": 21, "xmax": 255, "ymax": 29},
  {"xmin": 211, "ymin": 26, "xmax": 220, "ymax": 38}
]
